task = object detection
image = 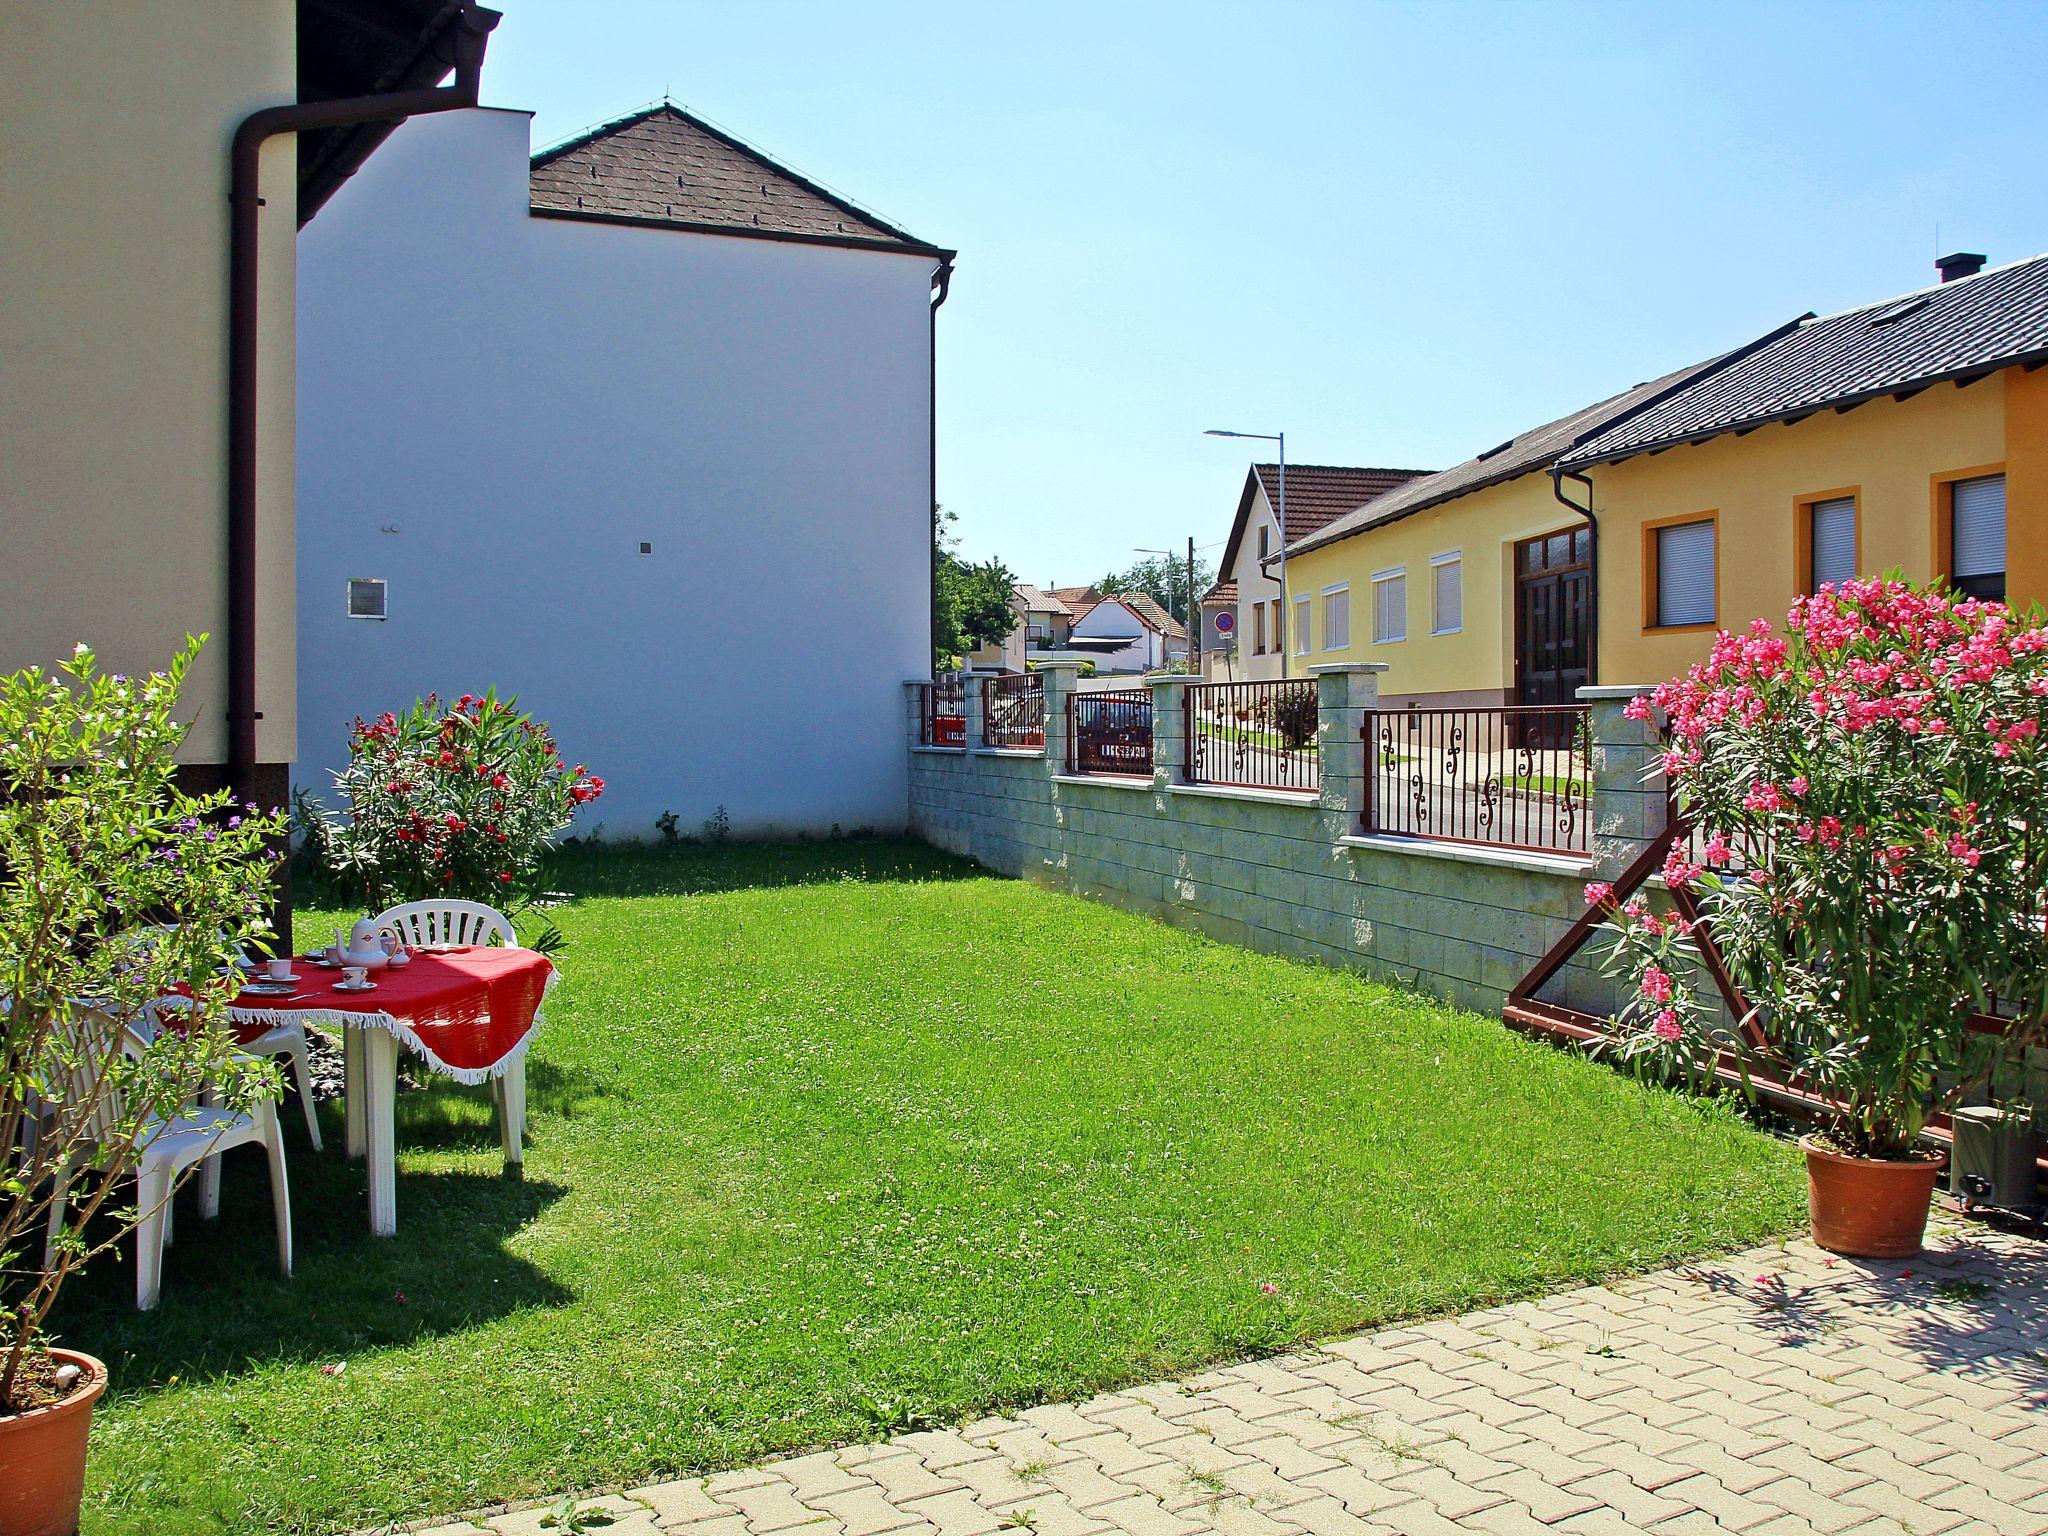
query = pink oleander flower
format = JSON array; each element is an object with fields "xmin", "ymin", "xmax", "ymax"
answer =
[
  {"xmin": 1584, "ymin": 881, "xmax": 1615, "ymax": 909},
  {"xmin": 1652, "ymin": 1009, "xmax": 1683, "ymax": 1042},
  {"xmin": 1640, "ymin": 965, "xmax": 1674, "ymax": 1004}
]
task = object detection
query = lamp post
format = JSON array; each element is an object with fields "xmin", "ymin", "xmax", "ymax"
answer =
[
  {"xmin": 1205, "ymin": 428, "xmax": 1286, "ymax": 676},
  {"xmin": 1135, "ymin": 540, "xmax": 1197, "ymax": 672}
]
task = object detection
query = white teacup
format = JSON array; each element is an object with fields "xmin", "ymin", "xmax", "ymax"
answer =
[
  {"xmin": 267, "ymin": 957, "xmax": 293, "ymax": 981},
  {"xmin": 341, "ymin": 965, "xmax": 369, "ymax": 987}
]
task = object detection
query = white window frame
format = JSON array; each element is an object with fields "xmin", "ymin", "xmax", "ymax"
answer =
[
  {"xmin": 1320, "ymin": 583, "xmax": 1351, "ymax": 652},
  {"xmin": 346, "ymin": 577, "xmax": 388, "ymax": 620},
  {"xmin": 1371, "ymin": 565, "xmax": 1407, "ymax": 645},
  {"xmin": 1428, "ymin": 550, "xmax": 1463, "ymax": 636},
  {"xmin": 1292, "ymin": 594, "xmax": 1310, "ymax": 656}
]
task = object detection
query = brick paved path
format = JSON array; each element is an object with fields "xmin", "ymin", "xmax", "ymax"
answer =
[{"xmin": 427, "ymin": 1220, "xmax": 2047, "ymax": 1536}]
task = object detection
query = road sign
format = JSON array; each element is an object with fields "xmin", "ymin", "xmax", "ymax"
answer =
[{"xmin": 1213, "ymin": 609, "xmax": 1235, "ymax": 635}]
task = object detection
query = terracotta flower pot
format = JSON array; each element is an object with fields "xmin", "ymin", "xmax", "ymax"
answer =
[
  {"xmin": 1800, "ymin": 1134, "xmax": 1945, "ymax": 1259},
  {"xmin": 0, "ymin": 1349, "xmax": 106, "ymax": 1536}
]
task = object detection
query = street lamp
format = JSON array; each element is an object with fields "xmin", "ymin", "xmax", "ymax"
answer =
[
  {"xmin": 1135, "ymin": 541, "xmax": 1196, "ymax": 672},
  {"xmin": 1205, "ymin": 428, "xmax": 1286, "ymax": 675}
]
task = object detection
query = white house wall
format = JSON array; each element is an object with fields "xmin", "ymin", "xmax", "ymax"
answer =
[
  {"xmin": 1070, "ymin": 600, "xmax": 1157, "ymax": 673},
  {"xmin": 296, "ymin": 108, "xmax": 937, "ymax": 837}
]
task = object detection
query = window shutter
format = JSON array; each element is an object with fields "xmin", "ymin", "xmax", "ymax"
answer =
[
  {"xmin": 1372, "ymin": 574, "xmax": 1406, "ymax": 643},
  {"xmin": 1293, "ymin": 596, "xmax": 1310, "ymax": 655},
  {"xmin": 1808, "ymin": 498, "xmax": 1855, "ymax": 589},
  {"xmin": 1655, "ymin": 522, "xmax": 1715, "ymax": 627},
  {"xmin": 1951, "ymin": 475, "xmax": 2007, "ymax": 581},
  {"xmin": 1325, "ymin": 589, "xmax": 1351, "ymax": 649},
  {"xmin": 1431, "ymin": 558, "xmax": 1462, "ymax": 633}
]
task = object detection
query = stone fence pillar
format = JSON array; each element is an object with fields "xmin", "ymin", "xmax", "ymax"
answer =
[
  {"xmin": 1147, "ymin": 674, "xmax": 1198, "ymax": 788},
  {"xmin": 961, "ymin": 673, "xmax": 987, "ymax": 751},
  {"xmin": 1310, "ymin": 663, "xmax": 1386, "ymax": 823},
  {"xmin": 902, "ymin": 677, "xmax": 930, "ymax": 750},
  {"xmin": 1579, "ymin": 684, "xmax": 1666, "ymax": 880},
  {"xmin": 1037, "ymin": 663, "xmax": 1085, "ymax": 773}
]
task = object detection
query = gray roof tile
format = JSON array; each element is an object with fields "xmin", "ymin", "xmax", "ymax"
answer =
[{"xmin": 1562, "ymin": 252, "xmax": 2048, "ymax": 466}]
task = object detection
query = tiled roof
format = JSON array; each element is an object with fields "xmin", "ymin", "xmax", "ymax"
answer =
[
  {"xmin": 1117, "ymin": 592, "xmax": 1187, "ymax": 640},
  {"xmin": 1287, "ymin": 356, "xmax": 1735, "ymax": 558},
  {"xmin": 1251, "ymin": 464, "xmax": 1432, "ymax": 543},
  {"xmin": 529, "ymin": 103, "xmax": 945, "ymax": 255},
  {"xmin": 1013, "ymin": 583, "xmax": 1072, "ymax": 616},
  {"xmin": 1050, "ymin": 586, "xmax": 1102, "ymax": 621},
  {"xmin": 1562, "ymin": 252, "xmax": 2048, "ymax": 466},
  {"xmin": 1201, "ymin": 580, "xmax": 1238, "ymax": 604}
]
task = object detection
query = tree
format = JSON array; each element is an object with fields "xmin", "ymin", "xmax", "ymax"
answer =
[
  {"xmin": 933, "ymin": 508, "xmax": 1017, "ymax": 671},
  {"xmin": 1099, "ymin": 552, "xmax": 1215, "ymax": 627}
]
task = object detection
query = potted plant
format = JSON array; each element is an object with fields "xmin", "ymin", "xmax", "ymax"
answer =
[
  {"xmin": 2, "ymin": 640, "xmax": 284, "ymax": 1535},
  {"xmin": 1593, "ymin": 577, "xmax": 2048, "ymax": 1257},
  {"xmin": 304, "ymin": 690, "xmax": 601, "ymax": 924}
]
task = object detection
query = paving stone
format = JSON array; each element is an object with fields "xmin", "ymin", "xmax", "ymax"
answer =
[{"xmin": 414, "ymin": 1224, "xmax": 2047, "ymax": 1536}]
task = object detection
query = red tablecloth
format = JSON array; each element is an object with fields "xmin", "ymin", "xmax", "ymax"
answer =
[{"xmin": 224, "ymin": 948, "xmax": 555, "ymax": 1083}]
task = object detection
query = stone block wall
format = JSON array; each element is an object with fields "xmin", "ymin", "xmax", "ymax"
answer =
[{"xmin": 907, "ymin": 665, "xmax": 1660, "ymax": 1019}]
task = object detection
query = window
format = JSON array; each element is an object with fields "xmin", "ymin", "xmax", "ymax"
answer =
[
  {"xmin": 1648, "ymin": 517, "xmax": 1715, "ymax": 628},
  {"xmin": 1804, "ymin": 494, "xmax": 1857, "ymax": 591},
  {"xmin": 1258, "ymin": 524, "xmax": 1271, "ymax": 561},
  {"xmin": 1293, "ymin": 595, "xmax": 1310, "ymax": 656},
  {"xmin": 1949, "ymin": 473, "xmax": 2007, "ymax": 601},
  {"xmin": 1430, "ymin": 552, "xmax": 1463, "ymax": 634},
  {"xmin": 1371, "ymin": 567, "xmax": 1406, "ymax": 644},
  {"xmin": 1252, "ymin": 602, "xmax": 1266, "ymax": 654},
  {"xmin": 346, "ymin": 578, "xmax": 387, "ymax": 620},
  {"xmin": 1321, "ymin": 584, "xmax": 1351, "ymax": 650},
  {"xmin": 1269, "ymin": 600, "xmax": 1283, "ymax": 655}
]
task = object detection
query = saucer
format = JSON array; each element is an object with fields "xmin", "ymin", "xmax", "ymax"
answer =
[{"xmin": 332, "ymin": 979, "xmax": 378, "ymax": 994}]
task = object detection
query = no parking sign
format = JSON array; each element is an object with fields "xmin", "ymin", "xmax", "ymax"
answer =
[{"xmin": 1213, "ymin": 610, "xmax": 1235, "ymax": 635}]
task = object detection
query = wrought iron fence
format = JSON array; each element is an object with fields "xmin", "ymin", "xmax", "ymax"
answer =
[
  {"xmin": 1362, "ymin": 705, "xmax": 1590, "ymax": 854},
  {"xmin": 983, "ymin": 673, "xmax": 1045, "ymax": 749},
  {"xmin": 1067, "ymin": 689, "xmax": 1153, "ymax": 777},
  {"xmin": 916, "ymin": 679, "xmax": 965, "ymax": 747},
  {"xmin": 1184, "ymin": 680, "xmax": 1320, "ymax": 792}
]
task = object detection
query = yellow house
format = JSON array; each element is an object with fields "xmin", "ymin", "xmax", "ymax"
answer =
[
  {"xmin": 1286, "ymin": 252, "xmax": 2048, "ymax": 704},
  {"xmin": 0, "ymin": 1, "xmax": 498, "ymax": 818}
]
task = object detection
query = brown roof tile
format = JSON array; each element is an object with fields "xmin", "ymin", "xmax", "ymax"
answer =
[
  {"xmin": 1251, "ymin": 464, "xmax": 1433, "ymax": 543},
  {"xmin": 529, "ymin": 103, "xmax": 945, "ymax": 254},
  {"xmin": 1116, "ymin": 591, "xmax": 1186, "ymax": 639}
]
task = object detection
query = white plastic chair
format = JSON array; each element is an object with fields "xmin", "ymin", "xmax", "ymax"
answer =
[
  {"xmin": 362, "ymin": 899, "xmax": 527, "ymax": 1175},
  {"xmin": 115, "ymin": 924, "xmax": 322, "ymax": 1151},
  {"xmin": 374, "ymin": 899, "xmax": 516, "ymax": 950},
  {"xmin": 41, "ymin": 1001, "xmax": 292, "ymax": 1311}
]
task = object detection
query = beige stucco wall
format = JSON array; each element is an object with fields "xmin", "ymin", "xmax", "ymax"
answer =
[
  {"xmin": 1589, "ymin": 377, "xmax": 2010, "ymax": 685},
  {"xmin": 0, "ymin": 2, "xmax": 298, "ymax": 764},
  {"xmin": 1285, "ymin": 473, "xmax": 1582, "ymax": 702}
]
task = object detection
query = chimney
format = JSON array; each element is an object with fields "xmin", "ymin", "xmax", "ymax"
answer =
[{"xmin": 1936, "ymin": 251, "xmax": 1987, "ymax": 283}]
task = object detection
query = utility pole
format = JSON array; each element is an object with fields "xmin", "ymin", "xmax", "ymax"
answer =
[{"xmin": 1186, "ymin": 534, "xmax": 1197, "ymax": 674}]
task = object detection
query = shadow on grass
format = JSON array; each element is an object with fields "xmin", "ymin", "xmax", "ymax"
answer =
[
  {"xmin": 537, "ymin": 834, "xmax": 983, "ymax": 902},
  {"xmin": 45, "ymin": 1147, "xmax": 571, "ymax": 1394},
  {"xmin": 376, "ymin": 1057, "xmax": 628, "ymax": 1154}
]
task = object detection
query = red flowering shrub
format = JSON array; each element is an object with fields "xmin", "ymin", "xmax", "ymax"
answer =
[
  {"xmin": 1595, "ymin": 577, "xmax": 2048, "ymax": 1157},
  {"xmin": 313, "ymin": 691, "xmax": 602, "ymax": 910}
]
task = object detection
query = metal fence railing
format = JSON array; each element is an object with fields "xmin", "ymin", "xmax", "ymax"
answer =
[
  {"xmin": 1184, "ymin": 680, "xmax": 1320, "ymax": 792},
  {"xmin": 1362, "ymin": 705, "xmax": 1591, "ymax": 855},
  {"xmin": 916, "ymin": 679, "xmax": 965, "ymax": 747},
  {"xmin": 1067, "ymin": 689, "xmax": 1153, "ymax": 777},
  {"xmin": 982, "ymin": 674, "xmax": 1045, "ymax": 749}
]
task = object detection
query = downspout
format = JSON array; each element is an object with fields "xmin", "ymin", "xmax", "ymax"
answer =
[
  {"xmin": 928, "ymin": 259, "xmax": 953, "ymax": 675},
  {"xmin": 1548, "ymin": 466, "xmax": 1599, "ymax": 688},
  {"xmin": 225, "ymin": 5, "xmax": 499, "ymax": 809}
]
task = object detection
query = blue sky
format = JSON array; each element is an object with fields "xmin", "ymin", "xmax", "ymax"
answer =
[{"xmin": 484, "ymin": 0, "xmax": 2048, "ymax": 582}]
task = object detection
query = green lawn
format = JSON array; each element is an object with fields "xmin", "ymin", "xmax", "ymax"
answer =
[{"xmin": 61, "ymin": 839, "xmax": 1802, "ymax": 1534}]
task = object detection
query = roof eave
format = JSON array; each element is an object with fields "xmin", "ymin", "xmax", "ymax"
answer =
[
  {"xmin": 527, "ymin": 204, "xmax": 955, "ymax": 261},
  {"xmin": 1562, "ymin": 346, "xmax": 2048, "ymax": 470}
]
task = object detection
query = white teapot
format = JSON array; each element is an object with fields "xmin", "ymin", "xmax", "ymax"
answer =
[{"xmin": 337, "ymin": 918, "xmax": 392, "ymax": 970}]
